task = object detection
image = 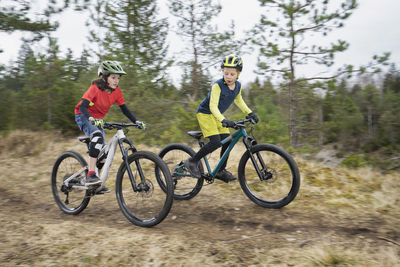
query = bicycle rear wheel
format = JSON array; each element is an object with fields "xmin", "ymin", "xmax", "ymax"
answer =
[
  {"xmin": 115, "ymin": 151, "xmax": 173, "ymax": 227},
  {"xmin": 238, "ymin": 144, "xmax": 300, "ymax": 208},
  {"xmin": 51, "ymin": 151, "xmax": 90, "ymax": 215},
  {"xmin": 157, "ymin": 143, "xmax": 204, "ymax": 200}
]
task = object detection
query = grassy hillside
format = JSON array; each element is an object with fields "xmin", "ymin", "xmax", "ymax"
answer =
[{"xmin": 0, "ymin": 130, "xmax": 399, "ymax": 266}]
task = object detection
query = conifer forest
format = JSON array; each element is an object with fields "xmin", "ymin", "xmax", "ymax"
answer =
[{"xmin": 1, "ymin": 0, "xmax": 399, "ymax": 170}]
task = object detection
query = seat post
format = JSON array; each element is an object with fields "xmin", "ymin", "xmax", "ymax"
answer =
[{"xmin": 198, "ymin": 139, "xmax": 204, "ymax": 148}]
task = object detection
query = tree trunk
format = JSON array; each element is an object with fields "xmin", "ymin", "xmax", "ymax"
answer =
[
  {"xmin": 47, "ymin": 92, "xmax": 51, "ymax": 126},
  {"xmin": 191, "ymin": 52, "xmax": 199, "ymax": 101},
  {"xmin": 288, "ymin": 82, "xmax": 296, "ymax": 147},
  {"xmin": 367, "ymin": 105, "xmax": 373, "ymax": 137},
  {"xmin": 289, "ymin": 14, "xmax": 297, "ymax": 148},
  {"xmin": 318, "ymin": 102, "xmax": 324, "ymax": 148},
  {"xmin": 187, "ymin": 4, "xmax": 199, "ymax": 102}
]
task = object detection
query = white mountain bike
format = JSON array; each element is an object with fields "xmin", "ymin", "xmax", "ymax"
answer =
[{"xmin": 51, "ymin": 122, "xmax": 174, "ymax": 227}]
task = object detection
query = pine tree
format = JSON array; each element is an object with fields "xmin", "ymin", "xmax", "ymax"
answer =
[
  {"xmin": 86, "ymin": 0, "xmax": 109, "ymax": 60},
  {"xmin": 0, "ymin": 1, "xmax": 55, "ymax": 33},
  {"xmin": 83, "ymin": 0, "xmax": 181, "ymax": 143},
  {"xmin": 0, "ymin": 0, "xmax": 90, "ymax": 47},
  {"xmin": 15, "ymin": 37, "xmax": 82, "ymax": 132},
  {"xmin": 168, "ymin": 0, "xmax": 241, "ymax": 101},
  {"xmin": 379, "ymin": 67, "xmax": 400, "ymax": 149},
  {"xmin": 101, "ymin": 0, "xmax": 171, "ymax": 82},
  {"xmin": 0, "ymin": 40, "xmax": 35, "ymax": 131},
  {"xmin": 323, "ymin": 81, "xmax": 364, "ymax": 149},
  {"xmin": 358, "ymin": 84, "xmax": 380, "ymax": 138},
  {"xmin": 247, "ymin": 80, "xmax": 288, "ymax": 145},
  {"xmin": 251, "ymin": 0, "xmax": 359, "ymax": 147},
  {"xmin": 383, "ymin": 64, "xmax": 400, "ymax": 94}
]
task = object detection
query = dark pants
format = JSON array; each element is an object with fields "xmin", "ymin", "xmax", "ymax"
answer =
[{"xmin": 192, "ymin": 133, "xmax": 231, "ymax": 170}]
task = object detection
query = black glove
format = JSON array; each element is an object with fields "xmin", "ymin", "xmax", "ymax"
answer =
[
  {"xmin": 246, "ymin": 112, "xmax": 259, "ymax": 123},
  {"xmin": 221, "ymin": 119, "xmax": 236, "ymax": 128}
]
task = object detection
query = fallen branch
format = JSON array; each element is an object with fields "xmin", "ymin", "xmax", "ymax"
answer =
[
  {"xmin": 377, "ymin": 236, "xmax": 400, "ymax": 247},
  {"xmin": 299, "ymin": 239, "xmax": 313, "ymax": 248},
  {"xmin": 382, "ymin": 164, "xmax": 400, "ymax": 174}
]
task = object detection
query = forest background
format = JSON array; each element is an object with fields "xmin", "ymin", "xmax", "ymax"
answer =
[{"xmin": 1, "ymin": 0, "xmax": 400, "ymax": 171}]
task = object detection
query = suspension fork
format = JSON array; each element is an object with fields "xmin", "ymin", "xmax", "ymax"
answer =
[
  {"xmin": 118, "ymin": 138, "xmax": 140, "ymax": 192},
  {"xmin": 243, "ymin": 136, "xmax": 267, "ymax": 179}
]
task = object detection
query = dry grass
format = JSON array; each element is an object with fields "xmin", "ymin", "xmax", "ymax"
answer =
[{"xmin": 0, "ymin": 131, "xmax": 399, "ymax": 266}]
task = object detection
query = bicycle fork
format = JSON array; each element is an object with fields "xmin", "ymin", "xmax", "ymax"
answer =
[
  {"xmin": 243, "ymin": 137, "xmax": 270, "ymax": 181},
  {"xmin": 118, "ymin": 138, "xmax": 149, "ymax": 192}
]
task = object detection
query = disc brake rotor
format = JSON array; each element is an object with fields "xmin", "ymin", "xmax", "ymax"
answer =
[
  {"xmin": 263, "ymin": 168, "xmax": 277, "ymax": 183},
  {"xmin": 138, "ymin": 180, "xmax": 154, "ymax": 198}
]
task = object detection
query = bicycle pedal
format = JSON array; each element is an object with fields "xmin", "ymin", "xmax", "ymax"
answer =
[
  {"xmin": 95, "ymin": 187, "xmax": 111, "ymax": 194},
  {"xmin": 86, "ymin": 182, "xmax": 102, "ymax": 187}
]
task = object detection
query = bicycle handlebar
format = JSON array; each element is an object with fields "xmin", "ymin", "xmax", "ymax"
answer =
[
  {"xmin": 226, "ymin": 118, "xmax": 256, "ymax": 130},
  {"xmin": 103, "ymin": 122, "xmax": 141, "ymax": 130},
  {"xmin": 101, "ymin": 119, "xmax": 254, "ymax": 131}
]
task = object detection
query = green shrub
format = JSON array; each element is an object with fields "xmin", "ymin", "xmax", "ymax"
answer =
[{"xmin": 340, "ymin": 154, "xmax": 367, "ymax": 169}]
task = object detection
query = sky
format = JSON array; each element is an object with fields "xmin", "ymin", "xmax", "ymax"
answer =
[{"xmin": 1, "ymin": 0, "xmax": 399, "ymax": 86}]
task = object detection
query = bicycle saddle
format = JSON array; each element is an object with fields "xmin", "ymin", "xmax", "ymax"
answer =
[{"xmin": 187, "ymin": 131, "xmax": 203, "ymax": 140}]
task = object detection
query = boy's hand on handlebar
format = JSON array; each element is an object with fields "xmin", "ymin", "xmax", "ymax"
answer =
[
  {"xmin": 136, "ymin": 120, "xmax": 146, "ymax": 130},
  {"xmin": 89, "ymin": 117, "xmax": 104, "ymax": 128},
  {"xmin": 221, "ymin": 119, "xmax": 236, "ymax": 128},
  {"xmin": 246, "ymin": 112, "xmax": 259, "ymax": 124}
]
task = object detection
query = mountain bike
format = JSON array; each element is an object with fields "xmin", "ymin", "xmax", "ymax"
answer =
[
  {"xmin": 51, "ymin": 122, "xmax": 174, "ymax": 227},
  {"xmin": 156, "ymin": 118, "xmax": 300, "ymax": 208}
]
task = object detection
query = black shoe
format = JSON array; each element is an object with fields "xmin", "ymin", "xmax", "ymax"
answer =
[
  {"xmin": 85, "ymin": 173, "xmax": 102, "ymax": 186},
  {"xmin": 183, "ymin": 159, "xmax": 201, "ymax": 178},
  {"xmin": 215, "ymin": 169, "xmax": 237, "ymax": 183}
]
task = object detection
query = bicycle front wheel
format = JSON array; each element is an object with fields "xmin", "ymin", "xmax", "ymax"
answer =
[
  {"xmin": 51, "ymin": 151, "xmax": 90, "ymax": 215},
  {"xmin": 115, "ymin": 151, "xmax": 173, "ymax": 227},
  {"xmin": 158, "ymin": 143, "xmax": 204, "ymax": 200},
  {"xmin": 238, "ymin": 144, "xmax": 300, "ymax": 208}
]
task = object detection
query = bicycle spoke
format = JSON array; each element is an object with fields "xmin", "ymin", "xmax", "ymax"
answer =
[
  {"xmin": 238, "ymin": 144, "xmax": 300, "ymax": 208},
  {"xmin": 158, "ymin": 144, "xmax": 204, "ymax": 200},
  {"xmin": 116, "ymin": 151, "xmax": 173, "ymax": 227},
  {"xmin": 51, "ymin": 151, "xmax": 90, "ymax": 215}
]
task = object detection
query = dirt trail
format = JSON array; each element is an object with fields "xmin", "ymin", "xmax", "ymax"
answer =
[{"xmin": 1, "ymin": 131, "xmax": 399, "ymax": 266}]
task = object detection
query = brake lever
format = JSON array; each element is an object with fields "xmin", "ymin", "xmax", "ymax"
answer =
[{"xmin": 234, "ymin": 123, "xmax": 245, "ymax": 129}]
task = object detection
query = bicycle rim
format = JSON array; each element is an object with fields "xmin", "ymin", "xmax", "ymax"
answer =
[
  {"xmin": 238, "ymin": 144, "xmax": 300, "ymax": 208},
  {"xmin": 158, "ymin": 143, "xmax": 204, "ymax": 200},
  {"xmin": 116, "ymin": 151, "xmax": 173, "ymax": 227},
  {"xmin": 51, "ymin": 151, "xmax": 90, "ymax": 215}
]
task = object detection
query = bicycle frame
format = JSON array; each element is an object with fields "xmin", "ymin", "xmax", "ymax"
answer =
[
  {"xmin": 97, "ymin": 129, "xmax": 124, "ymax": 185},
  {"xmin": 201, "ymin": 123, "xmax": 268, "ymax": 180},
  {"xmin": 203, "ymin": 127, "xmax": 247, "ymax": 177},
  {"xmin": 95, "ymin": 128, "xmax": 138, "ymax": 192}
]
